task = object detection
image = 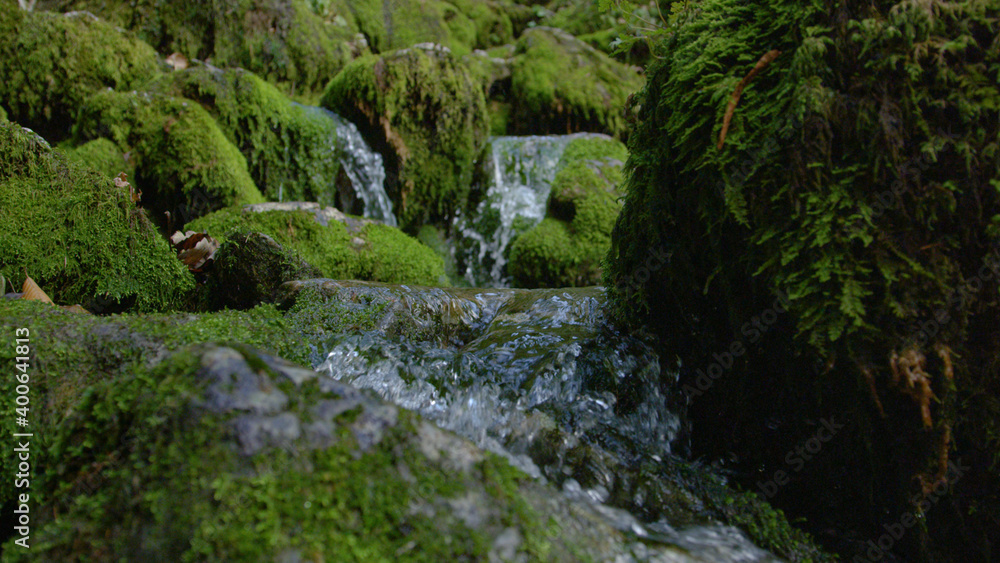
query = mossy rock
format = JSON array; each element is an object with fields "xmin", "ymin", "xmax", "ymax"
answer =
[
  {"xmin": 322, "ymin": 45, "xmax": 489, "ymax": 231},
  {"xmin": 42, "ymin": 0, "xmax": 362, "ymax": 101},
  {"xmin": 344, "ymin": 0, "xmax": 512, "ymax": 57},
  {"xmin": 205, "ymin": 230, "xmax": 324, "ymax": 311},
  {"xmin": 0, "ymin": 4, "xmax": 161, "ymax": 142},
  {"xmin": 509, "ymin": 26, "xmax": 642, "ymax": 139},
  {"xmin": 186, "ymin": 203, "xmax": 447, "ymax": 286},
  {"xmin": 535, "ymin": 0, "xmax": 618, "ymax": 37},
  {"xmin": 0, "ymin": 121, "xmax": 193, "ymax": 312},
  {"xmin": 605, "ymin": 0, "xmax": 1000, "ymax": 560},
  {"xmin": 72, "ymin": 89, "xmax": 265, "ymax": 228},
  {"xmin": 63, "ymin": 137, "xmax": 134, "ymax": 181},
  {"xmin": 148, "ymin": 66, "xmax": 351, "ymax": 206},
  {"xmin": 509, "ymin": 135, "xmax": 627, "ymax": 288}
]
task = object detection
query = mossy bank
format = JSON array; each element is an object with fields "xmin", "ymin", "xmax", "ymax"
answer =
[{"xmin": 605, "ymin": 0, "xmax": 1000, "ymax": 560}]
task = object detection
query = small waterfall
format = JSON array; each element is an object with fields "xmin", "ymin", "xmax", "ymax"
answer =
[
  {"xmin": 299, "ymin": 105, "xmax": 397, "ymax": 227},
  {"xmin": 454, "ymin": 133, "xmax": 605, "ymax": 287}
]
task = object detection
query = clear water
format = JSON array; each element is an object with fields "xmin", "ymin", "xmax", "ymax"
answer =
[
  {"xmin": 299, "ymin": 105, "xmax": 397, "ymax": 226},
  {"xmin": 303, "ymin": 281, "xmax": 784, "ymax": 561}
]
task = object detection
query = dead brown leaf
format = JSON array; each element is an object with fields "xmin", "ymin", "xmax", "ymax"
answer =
[
  {"xmin": 21, "ymin": 276, "xmax": 53, "ymax": 304},
  {"xmin": 170, "ymin": 230, "xmax": 220, "ymax": 272}
]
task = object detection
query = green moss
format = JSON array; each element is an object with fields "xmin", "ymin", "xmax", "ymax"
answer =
[
  {"xmin": 0, "ymin": 4, "xmax": 160, "ymax": 142},
  {"xmin": 344, "ymin": 0, "xmax": 511, "ymax": 57},
  {"xmin": 0, "ymin": 121, "xmax": 193, "ymax": 311},
  {"xmin": 537, "ymin": 0, "xmax": 617, "ymax": 37},
  {"xmin": 49, "ymin": 0, "xmax": 359, "ymax": 101},
  {"xmin": 64, "ymin": 137, "xmax": 133, "ymax": 181},
  {"xmin": 187, "ymin": 206, "xmax": 447, "ymax": 285},
  {"xmin": 322, "ymin": 47, "xmax": 489, "ymax": 231},
  {"xmin": 148, "ymin": 66, "xmax": 346, "ymax": 205},
  {"xmin": 509, "ymin": 27, "xmax": 642, "ymax": 139},
  {"xmin": 509, "ymin": 136, "xmax": 627, "ymax": 288},
  {"xmin": 73, "ymin": 89, "xmax": 265, "ymax": 227},
  {"xmin": 0, "ymin": 299, "xmax": 586, "ymax": 561},
  {"xmin": 508, "ymin": 218, "xmax": 578, "ymax": 288},
  {"xmin": 605, "ymin": 0, "xmax": 1000, "ymax": 558}
]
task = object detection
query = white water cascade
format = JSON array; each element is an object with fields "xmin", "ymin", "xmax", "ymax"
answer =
[{"xmin": 299, "ymin": 105, "xmax": 397, "ymax": 227}]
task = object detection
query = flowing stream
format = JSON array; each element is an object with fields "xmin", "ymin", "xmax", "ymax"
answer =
[{"xmin": 290, "ymin": 280, "xmax": 784, "ymax": 561}]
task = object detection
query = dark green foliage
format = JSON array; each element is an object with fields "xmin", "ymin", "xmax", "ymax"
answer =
[
  {"xmin": 321, "ymin": 47, "xmax": 489, "ymax": 231},
  {"xmin": 509, "ymin": 26, "xmax": 643, "ymax": 139},
  {"xmin": 605, "ymin": 0, "xmax": 999, "ymax": 559},
  {"xmin": 0, "ymin": 4, "xmax": 160, "ymax": 141},
  {"xmin": 0, "ymin": 121, "xmax": 193, "ymax": 311},
  {"xmin": 72, "ymin": 89, "xmax": 265, "ymax": 228}
]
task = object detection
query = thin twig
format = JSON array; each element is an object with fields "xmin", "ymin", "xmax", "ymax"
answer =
[{"xmin": 717, "ymin": 49, "xmax": 781, "ymax": 150}]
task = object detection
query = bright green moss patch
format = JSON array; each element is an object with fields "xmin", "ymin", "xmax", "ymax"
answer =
[
  {"xmin": 509, "ymin": 27, "xmax": 642, "ymax": 139},
  {"xmin": 187, "ymin": 206, "xmax": 447, "ymax": 285},
  {"xmin": 0, "ymin": 4, "xmax": 160, "ymax": 141},
  {"xmin": 73, "ymin": 89, "xmax": 265, "ymax": 228},
  {"xmin": 64, "ymin": 137, "xmax": 133, "ymax": 180},
  {"xmin": 322, "ymin": 47, "xmax": 489, "ymax": 231},
  {"xmin": 0, "ymin": 121, "xmax": 193, "ymax": 312},
  {"xmin": 148, "ymin": 66, "xmax": 346, "ymax": 205},
  {"xmin": 510, "ymin": 135, "xmax": 627, "ymax": 288}
]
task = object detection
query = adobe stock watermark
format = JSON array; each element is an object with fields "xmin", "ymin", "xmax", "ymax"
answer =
[
  {"xmin": 757, "ymin": 415, "xmax": 847, "ymax": 499},
  {"xmin": 853, "ymin": 458, "xmax": 970, "ymax": 562},
  {"xmin": 682, "ymin": 289, "xmax": 790, "ymax": 400}
]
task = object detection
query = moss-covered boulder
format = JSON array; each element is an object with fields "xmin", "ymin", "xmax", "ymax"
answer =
[
  {"xmin": 187, "ymin": 202, "xmax": 447, "ymax": 286},
  {"xmin": 0, "ymin": 4, "xmax": 161, "ymax": 141},
  {"xmin": 0, "ymin": 121, "xmax": 193, "ymax": 312},
  {"xmin": 343, "ymin": 0, "xmax": 512, "ymax": 57},
  {"xmin": 605, "ymin": 1, "xmax": 1000, "ymax": 560},
  {"xmin": 147, "ymin": 66, "xmax": 352, "ymax": 206},
  {"xmin": 42, "ymin": 0, "xmax": 362, "ymax": 101},
  {"xmin": 509, "ymin": 27, "xmax": 642, "ymax": 139},
  {"xmin": 322, "ymin": 45, "xmax": 489, "ymax": 231},
  {"xmin": 73, "ymin": 89, "xmax": 265, "ymax": 228},
  {"xmin": 509, "ymin": 135, "xmax": 627, "ymax": 288}
]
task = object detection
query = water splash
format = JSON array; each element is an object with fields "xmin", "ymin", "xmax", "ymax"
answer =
[
  {"xmin": 301, "ymin": 281, "xmax": 783, "ymax": 561},
  {"xmin": 298, "ymin": 105, "xmax": 397, "ymax": 227},
  {"xmin": 453, "ymin": 133, "xmax": 606, "ymax": 287}
]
